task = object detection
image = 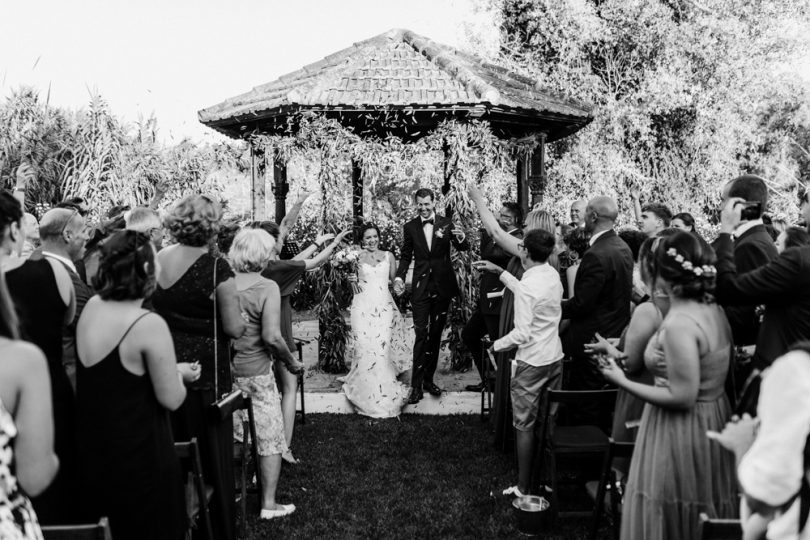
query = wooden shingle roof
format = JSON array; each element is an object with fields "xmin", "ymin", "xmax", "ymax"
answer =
[{"xmin": 199, "ymin": 28, "xmax": 593, "ymax": 141}]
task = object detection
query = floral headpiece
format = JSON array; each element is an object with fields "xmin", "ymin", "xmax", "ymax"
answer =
[{"xmin": 665, "ymin": 248, "xmax": 716, "ymax": 277}]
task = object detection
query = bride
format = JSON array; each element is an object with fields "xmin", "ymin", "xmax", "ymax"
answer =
[{"xmin": 342, "ymin": 224, "xmax": 412, "ymax": 417}]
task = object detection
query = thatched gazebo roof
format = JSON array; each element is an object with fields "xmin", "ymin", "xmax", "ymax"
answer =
[{"xmin": 198, "ymin": 28, "xmax": 592, "ymax": 141}]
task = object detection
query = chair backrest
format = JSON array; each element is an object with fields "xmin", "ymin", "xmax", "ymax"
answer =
[
  {"xmin": 547, "ymin": 388, "xmax": 618, "ymax": 406},
  {"xmin": 609, "ymin": 439, "xmax": 635, "ymax": 460},
  {"xmin": 210, "ymin": 390, "xmax": 247, "ymax": 421},
  {"xmin": 698, "ymin": 513, "xmax": 742, "ymax": 540},
  {"xmin": 42, "ymin": 517, "xmax": 113, "ymax": 540}
]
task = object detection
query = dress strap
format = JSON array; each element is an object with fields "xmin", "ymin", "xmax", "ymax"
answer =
[
  {"xmin": 667, "ymin": 311, "xmax": 714, "ymax": 349},
  {"xmin": 117, "ymin": 312, "xmax": 153, "ymax": 348}
]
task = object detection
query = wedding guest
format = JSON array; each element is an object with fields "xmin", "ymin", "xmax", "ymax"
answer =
[
  {"xmin": 462, "ymin": 201, "xmax": 522, "ymax": 392},
  {"xmin": 638, "ymin": 202, "xmax": 672, "ymax": 238},
  {"xmin": 0, "ymin": 196, "xmax": 59, "ymax": 539},
  {"xmin": 250, "ymin": 220, "xmax": 349, "ymax": 463},
  {"xmin": 714, "ymin": 197, "xmax": 810, "ymax": 370},
  {"xmin": 561, "ymin": 226, "xmax": 589, "ymax": 298},
  {"xmin": 562, "ymin": 196, "xmax": 633, "ymax": 424},
  {"xmin": 469, "ymin": 184, "xmax": 559, "ymax": 450},
  {"xmin": 708, "ymin": 343, "xmax": 810, "ymax": 540},
  {"xmin": 4, "ymin": 202, "xmax": 79, "ymax": 525},
  {"xmin": 619, "ymin": 229, "xmax": 650, "ymax": 306},
  {"xmin": 585, "ymin": 230, "xmax": 675, "ymax": 475},
  {"xmin": 77, "ymin": 230, "xmax": 195, "ymax": 540},
  {"xmin": 570, "ymin": 199, "xmax": 588, "ymax": 228},
  {"xmin": 719, "ymin": 175, "xmax": 777, "ymax": 353},
  {"xmin": 125, "ymin": 206, "xmax": 164, "ymax": 250},
  {"xmin": 229, "ymin": 229, "xmax": 303, "ymax": 519},
  {"xmin": 775, "ymin": 226, "xmax": 810, "ymax": 253},
  {"xmin": 477, "ymin": 229, "xmax": 563, "ymax": 498},
  {"xmin": 31, "ymin": 208, "xmax": 93, "ymax": 391},
  {"xmin": 152, "ymin": 194, "xmax": 245, "ymax": 538},
  {"xmin": 599, "ymin": 231, "xmax": 737, "ymax": 540},
  {"xmin": 215, "ymin": 219, "xmax": 242, "ymax": 257}
]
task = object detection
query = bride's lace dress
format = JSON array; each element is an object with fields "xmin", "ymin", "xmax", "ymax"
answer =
[{"xmin": 342, "ymin": 256, "xmax": 412, "ymax": 418}]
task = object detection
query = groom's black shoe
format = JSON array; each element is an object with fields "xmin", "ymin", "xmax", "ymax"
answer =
[
  {"xmin": 423, "ymin": 382, "xmax": 442, "ymax": 397},
  {"xmin": 408, "ymin": 388, "xmax": 423, "ymax": 404}
]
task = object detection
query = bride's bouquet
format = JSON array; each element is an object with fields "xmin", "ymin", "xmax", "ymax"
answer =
[{"xmin": 331, "ymin": 245, "xmax": 362, "ymax": 293}]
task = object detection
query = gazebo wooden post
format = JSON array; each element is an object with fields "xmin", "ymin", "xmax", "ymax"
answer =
[
  {"xmin": 351, "ymin": 159, "xmax": 363, "ymax": 242},
  {"xmin": 250, "ymin": 144, "xmax": 267, "ymax": 221},
  {"xmin": 516, "ymin": 152, "xmax": 530, "ymax": 219},
  {"xmin": 529, "ymin": 133, "xmax": 547, "ymax": 208},
  {"xmin": 442, "ymin": 140, "xmax": 454, "ymax": 218},
  {"xmin": 270, "ymin": 149, "xmax": 289, "ymax": 223}
]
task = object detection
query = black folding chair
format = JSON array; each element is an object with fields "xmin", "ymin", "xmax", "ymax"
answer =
[
  {"xmin": 587, "ymin": 438, "xmax": 635, "ymax": 540},
  {"xmin": 175, "ymin": 438, "xmax": 215, "ymax": 540},
  {"xmin": 538, "ymin": 388, "xmax": 617, "ymax": 523},
  {"xmin": 293, "ymin": 337, "xmax": 308, "ymax": 424},
  {"xmin": 480, "ymin": 336, "xmax": 496, "ymax": 421},
  {"xmin": 698, "ymin": 512, "xmax": 743, "ymax": 540},
  {"xmin": 41, "ymin": 517, "xmax": 113, "ymax": 540},
  {"xmin": 210, "ymin": 391, "xmax": 262, "ymax": 538}
]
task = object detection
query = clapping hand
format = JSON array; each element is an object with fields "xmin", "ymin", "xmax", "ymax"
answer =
[
  {"xmin": 472, "ymin": 260, "xmax": 503, "ymax": 274},
  {"xmin": 315, "ymin": 233, "xmax": 335, "ymax": 246},
  {"xmin": 583, "ymin": 332, "xmax": 621, "ymax": 358},
  {"xmin": 707, "ymin": 414, "xmax": 759, "ymax": 457},
  {"xmin": 596, "ymin": 356, "xmax": 626, "ymax": 385},
  {"xmin": 296, "ymin": 190, "xmax": 314, "ymax": 204},
  {"xmin": 177, "ymin": 362, "xmax": 202, "ymax": 384},
  {"xmin": 333, "ymin": 230, "xmax": 351, "ymax": 244},
  {"xmin": 15, "ymin": 162, "xmax": 36, "ymax": 189}
]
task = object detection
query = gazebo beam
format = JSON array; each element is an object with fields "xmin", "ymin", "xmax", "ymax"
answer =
[
  {"xmin": 351, "ymin": 160, "xmax": 363, "ymax": 242},
  {"xmin": 271, "ymin": 151, "xmax": 289, "ymax": 223}
]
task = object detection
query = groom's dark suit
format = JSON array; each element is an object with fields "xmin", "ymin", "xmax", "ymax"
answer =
[{"xmin": 396, "ymin": 214, "xmax": 469, "ymax": 390}]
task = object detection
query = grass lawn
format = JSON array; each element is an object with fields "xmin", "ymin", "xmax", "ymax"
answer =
[{"xmin": 244, "ymin": 414, "xmax": 611, "ymax": 539}]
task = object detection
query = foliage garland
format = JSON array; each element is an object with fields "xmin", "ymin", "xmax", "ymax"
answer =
[{"xmin": 252, "ymin": 112, "xmax": 527, "ymax": 373}]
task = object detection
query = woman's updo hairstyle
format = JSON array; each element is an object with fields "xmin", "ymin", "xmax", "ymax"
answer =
[
  {"xmin": 654, "ymin": 230, "xmax": 717, "ymax": 303},
  {"xmin": 164, "ymin": 194, "xmax": 222, "ymax": 247},
  {"xmin": 93, "ymin": 230, "xmax": 156, "ymax": 301}
]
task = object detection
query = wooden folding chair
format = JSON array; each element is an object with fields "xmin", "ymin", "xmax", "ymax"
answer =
[
  {"xmin": 698, "ymin": 512, "xmax": 743, "ymax": 540},
  {"xmin": 293, "ymin": 337, "xmax": 308, "ymax": 424},
  {"xmin": 175, "ymin": 438, "xmax": 214, "ymax": 540},
  {"xmin": 41, "ymin": 517, "xmax": 113, "ymax": 540},
  {"xmin": 538, "ymin": 388, "xmax": 617, "ymax": 523},
  {"xmin": 587, "ymin": 438, "xmax": 635, "ymax": 540},
  {"xmin": 211, "ymin": 390, "xmax": 262, "ymax": 538}
]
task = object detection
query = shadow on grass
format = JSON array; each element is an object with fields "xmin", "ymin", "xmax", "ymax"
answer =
[{"xmin": 243, "ymin": 414, "xmax": 610, "ymax": 539}]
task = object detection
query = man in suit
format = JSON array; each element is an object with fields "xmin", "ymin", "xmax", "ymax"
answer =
[
  {"xmin": 715, "ymin": 192, "xmax": 810, "ymax": 370},
  {"xmin": 562, "ymin": 196, "xmax": 634, "ymax": 400},
  {"xmin": 394, "ymin": 188, "xmax": 470, "ymax": 404},
  {"xmin": 461, "ymin": 202, "xmax": 522, "ymax": 392},
  {"xmin": 717, "ymin": 175, "xmax": 778, "ymax": 348}
]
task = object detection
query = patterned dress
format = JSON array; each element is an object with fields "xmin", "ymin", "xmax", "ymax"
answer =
[{"xmin": 0, "ymin": 397, "xmax": 42, "ymax": 540}]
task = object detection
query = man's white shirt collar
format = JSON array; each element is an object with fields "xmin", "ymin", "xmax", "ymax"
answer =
[
  {"xmin": 734, "ymin": 219, "xmax": 763, "ymax": 239},
  {"xmin": 589, "ymin": 229, "xmax": 610, "ymax": 246},
  {"xmin": 42, "ymin": 251, "xmax": 77, "ymax": 274}
]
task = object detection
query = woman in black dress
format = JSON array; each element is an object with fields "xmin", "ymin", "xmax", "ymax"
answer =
[
  {"xmin": 152, "ymin": 194, "xmax": 245, "ymax": 537},
  {"xmin": 76, "ymin": 230, "xmax": 197, "ymax": 540},
  {"xmin": 4, "ymin": 203, "xmax": 78, "ymax": 524}
]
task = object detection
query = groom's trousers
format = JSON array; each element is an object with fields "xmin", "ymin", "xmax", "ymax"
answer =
[{"xmin": 411, "ymin": 293, "xmax": 452, "ymax": 389}]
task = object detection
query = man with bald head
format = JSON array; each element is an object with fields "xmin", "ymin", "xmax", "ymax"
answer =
[
  {"xmin": 36, "ymin": 208, "xmax": 93, "ymax": 389},
  {"xmin": 562, "ymin": 196, "xmax": 634, "ymax": 419},
  {"xmin": 570, "ymin": 199, "xmax": 588, "ymax": 228}
]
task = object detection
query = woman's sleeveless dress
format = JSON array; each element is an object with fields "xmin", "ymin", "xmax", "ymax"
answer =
[
  {"xmin": 0, "ymin": 396, "xmax": 42, "ymax": 540},
  {"xmin": 76, "ymin": 314, "xmax": 185, "ymax": 540},
  {"xmin": 5, "ymin": 258, "xmax": 77, "ymax": 524},
  {"xmin": 151, "ymin": 253, "xmax": 235, "ymax": 538},
  {"xmin": 621, "ymin": 312, "xmax": 738, "ymax": 540},
  {"xmin": 342, "ymin": 257, "xmax": 412, "ymax": 418}
]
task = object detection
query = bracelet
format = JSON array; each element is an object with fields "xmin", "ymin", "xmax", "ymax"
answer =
[
  {"xmin": 313, "ymin": 242, "xmax": 323, "ymax": 249},
  {"xmin": 13, "ymin": 186, "xmax": 25, "ymax": 192}
]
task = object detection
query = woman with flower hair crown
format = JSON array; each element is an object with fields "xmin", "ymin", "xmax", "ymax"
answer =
[{"xmin": 597, "ymin": 230, "xmax": 737, "ymax": 540}]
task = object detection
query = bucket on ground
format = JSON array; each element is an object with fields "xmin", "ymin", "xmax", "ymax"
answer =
[{"xmin": 513, "ymin": 495, "xmax": 550, "ymax": 537}]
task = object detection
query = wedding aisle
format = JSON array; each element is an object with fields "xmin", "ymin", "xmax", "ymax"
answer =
[{"xmin": 243, "ymin": 414, "xmax": 610, "ymax": 539}]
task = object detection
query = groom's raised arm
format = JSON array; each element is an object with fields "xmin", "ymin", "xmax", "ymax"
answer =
[{"xmin": 395, "ymin": 223, "xmax": 414, "ymax": 282}]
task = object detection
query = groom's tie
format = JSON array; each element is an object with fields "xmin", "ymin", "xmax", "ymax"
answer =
[{"xmin": 422, "ymin": 218, "xmax": 434, "ymax": 251}]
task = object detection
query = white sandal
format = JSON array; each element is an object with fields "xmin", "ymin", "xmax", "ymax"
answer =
[{"xmin": 260, "ymin": 504, "xmax": 296, "ymax": 519}]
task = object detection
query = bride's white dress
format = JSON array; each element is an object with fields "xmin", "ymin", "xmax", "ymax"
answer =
[{"xmin": 342, "ymin": 256, "xmax": 412, "ymax": 418}]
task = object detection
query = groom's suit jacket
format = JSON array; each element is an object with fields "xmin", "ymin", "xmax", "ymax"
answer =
[{"xmin": 396, "ymin": 214, "xmax": 469, "ymax": 302}]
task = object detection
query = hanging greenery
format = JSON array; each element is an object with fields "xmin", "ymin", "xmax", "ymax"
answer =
[{"xmin": 251, "ymin": 112, "xmax": 530, "ymax": 373}]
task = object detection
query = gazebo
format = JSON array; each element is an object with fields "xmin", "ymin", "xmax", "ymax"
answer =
[{"xmin": 198, "ymin": 28, "xmax": 592, "ymax": 223}]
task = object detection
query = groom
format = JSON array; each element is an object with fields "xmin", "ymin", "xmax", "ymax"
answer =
[{"xmin": 394, "ymin": 188, "xmax": 469, "ymax": 404}]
